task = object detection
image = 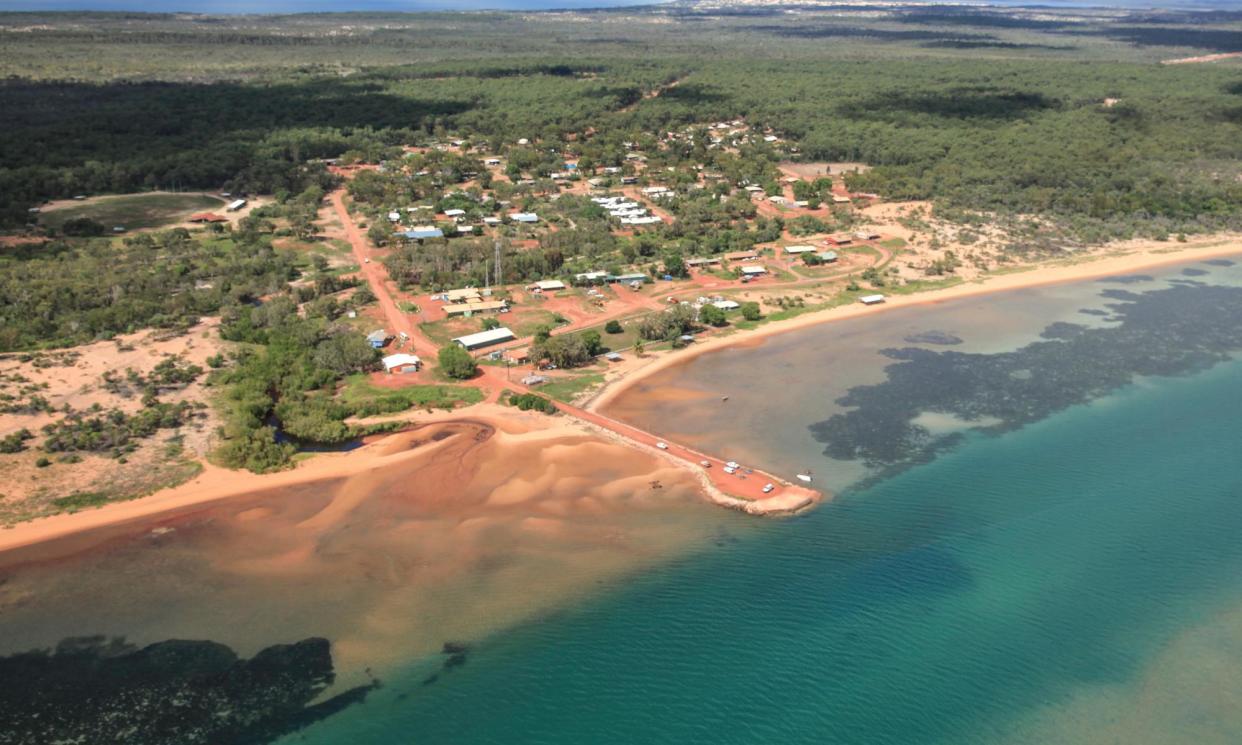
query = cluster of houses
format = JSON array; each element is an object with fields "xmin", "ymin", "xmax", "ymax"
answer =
[{"xmin": 591, "ymin": 195, "xmax": 662, "ymax": 226}]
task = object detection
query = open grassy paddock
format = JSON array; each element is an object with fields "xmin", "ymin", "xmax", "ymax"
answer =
[{"xmin": 38, "ymin": 192, "xmax": 226, "ymax": 232}]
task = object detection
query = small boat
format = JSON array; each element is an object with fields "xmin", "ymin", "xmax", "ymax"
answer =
[
  {"xmin": 796, "ymin": 474, "xmax": 813, "ymax": 483},
  {"xmin": 656, "ymin": 442, "xmax": 669, "ymax": 450},
  {"xmin": 699, "ymin": 460, "xmax": 711, "ymax": 468},
  {"xmin": 721, "ymin": 396, "xmax": 729, "ymax": 402}
]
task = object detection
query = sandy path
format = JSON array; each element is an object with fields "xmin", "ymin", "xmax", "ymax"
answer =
[{"xmin": 587, "ymin": 238, "xmax": 1242, "ymax": 413}]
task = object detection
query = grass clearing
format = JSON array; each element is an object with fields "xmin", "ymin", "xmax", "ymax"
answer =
[
  {"xmin": 538, "ymin": 371, "xmax": 606, "ymax": 402},
  {"xmin": 339, "ymin": 374, "xmax": 483, "ymax": 415},
  {"xmin": 39, "ymin": 192, "xmax": 226, "ymax": 231}
]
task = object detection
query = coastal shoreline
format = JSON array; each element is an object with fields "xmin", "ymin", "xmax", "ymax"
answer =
[
  {"xmin": 2, "ymin": 238, "xmax": 1239, "ymax": 556},
  {"xmin": 586, "ymin": 238, "xmax": 1242, "ymax": 414}
]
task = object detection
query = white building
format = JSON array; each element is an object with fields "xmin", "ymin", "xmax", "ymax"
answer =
[{"xmin": 454, "ymin": 327, "xmax": 516, "ymax": 351}]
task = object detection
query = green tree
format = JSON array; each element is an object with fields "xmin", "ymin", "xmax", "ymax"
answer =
[
  {"xmin": 438, "ymin": 344, "xmax": 478, "ymax": 380},
  {"xmin": 740, "ymin": 302, "xmax": 762, "ymax": 321},
  {"xmin": 604, "ymin": 319, "xmax": 623, "ymax": 334},
  {"xmin": 699, "ymin": 304, "xmax": 727, "ymax": 327}
]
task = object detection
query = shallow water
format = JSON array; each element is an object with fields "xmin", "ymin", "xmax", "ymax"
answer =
[
  {"xmin": 283, "ymin": 256, "xmax": 1242, "ymax": 744},
  {"xmin": 5, "ymin": 257, "xmax": 1242, "ymax": 743}
]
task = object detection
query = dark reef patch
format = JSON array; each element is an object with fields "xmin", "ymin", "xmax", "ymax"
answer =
[
  {"xmin": 1097, "ymin": 274, "xmax": 1153, "ymax": 285},
  {"xmin": 1182, "ymin": 268, "xmax": 1209, "ymax": 277},
  {"xmin": 1204, "ymin": 259, "xmax": 1235, "ymax": 267},
  {"xmin": 0, "ymin": 635, "xmax": 376, "ymax": 745},
  {"xmin": 809, "ymin": 283, "xmax": 1242, "ymax": 477},
  {"xmin": 903, "ymin": 330, "xmax": 964, "ymax": 346}
]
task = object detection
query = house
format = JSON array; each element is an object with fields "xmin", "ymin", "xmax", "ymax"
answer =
[
  {"xmin": 482, "ymin": 216, "xmax": 501, "ymax": 226},
  {"xmin": 506, "ymin": 348, "xmax": 531, "ymax": 364},
  {"xmin": 620, "ymin": 176, "xmax": 639, "ymax": 185},
  {"xmin": 457, "ymin": 225, "xmax": 478, "ymax": 234},
  {"xmin": 855, "ymin": 231, "xmax": 881, "ymax": 240},
  {"xmin": 816, "ymin": 251, "xmax": 839, "ymax": 263},
  {"xmin": 442, "ymin": 287, "xmax": 483, "ymax": 304},
  {"xmin": 686, "ymin": 257, "xmax": 721, "ymax": 267},
  {"xmin": 712, "ymin": 300, "xmax": 741, "ymax": 310},
  {"xmin": 574, "ymin": 271, "xmax": 609, "ymax": 285},
  {"xmin": 533, "ymin": 280, "xmax": 566, "ymax": 292},
  {"xmin": 366, "ymin": 329, "xmax": 389, "ymax": 349},
  {"xmin": 454, "ymin": 327, "xmax": 516, "ymax": 351},
  {"xmin": 743, "ymin": 185, "xmax": 764, "ymax": 194},
  {"xmin": 784, "ymin": 245, "xmax": 817, "ymax": 255},
  {"xmin": 382, "ymin": 353, "xmax": 421, "ymax": 374},
  {"xmin": 443, "ymin": 208, "xmax": 466, "ymax": 218},
  {"xmin": 485, "ymin": 158, "xmax": 501, "ymax": 166},
  {"xmin": 226, "ymin": 199, "xmax": 247, "ymax": 212},
  {"xmin": 827, "ymin": 234, "xmax": 854, "ymax": 246},
  {"xmin": 403, "ymin": 228, "xmax": 444, "ymax": 240},
  {"xmin": 739, "ymin": 265, "xmax": 767, "ymax": 277},
  {"xmin": 188, "ymin": 212, "xmax": 228, "ymax": 223},
  {"xmin": 521, "ymin": 374, "xmax": 548, "ymax": 386},
  {"xmin": 725, "ymin": 250, "xmax": 759, "ymax": 262},
  {"xmin": 509, "ymin": 212, "xmax": 539, "ymax": 224},
  {"xmin": 860, "ymin": 294, "xmax": 886, "ymax": 305},
  {"xmin": 443, "ymin": 300, "xmax": 508, "ymax": 317},
  {"xmin": 832, "ymin": 195, "xmax": 852, "ymax": 204}
]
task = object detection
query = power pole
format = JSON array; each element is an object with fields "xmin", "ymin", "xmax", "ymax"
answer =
[{"xmin": 494, "ymin": 238, "xmax": 502, "ymax": 289}]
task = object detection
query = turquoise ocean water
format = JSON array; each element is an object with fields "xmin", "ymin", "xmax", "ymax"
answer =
[{"xmin": 285, "ymin": 261, "xmax": 1242, "ymax": 744}]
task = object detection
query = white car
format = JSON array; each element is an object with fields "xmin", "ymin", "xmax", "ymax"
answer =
[
  {"xmin": 699, "ymin": 460, "xmax": 711, "ymax": 468},
  {"xmin": 762, "ymin": 483, "xmax": 774, "ymax": 494},
  {"xmin": 725, "ymin": 461, "xmax": 740, "ymax": 470},
  {"xmin": 723, "ymin": 466, "xmax": 736, "ymax": 475},
  {"xmin": 656, "ymin": 442, "xmax": 668, "ymax": 450}
]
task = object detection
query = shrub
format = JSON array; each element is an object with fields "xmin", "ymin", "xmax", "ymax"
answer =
[
  {"xmin": 509, "ymin": 392, "xmax": 556, "ymax": 414},
  {"xmin": 604, "ymin": 320, "xmax": 623, "ymax": 334},
  {"xmin": 740, "ymin": 302, "xmax": 762, "ymax": 322}
]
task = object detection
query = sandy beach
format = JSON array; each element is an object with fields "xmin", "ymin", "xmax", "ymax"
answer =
[{"xmin": 587, "ymin": 237, "xmax": 1242, "ymax": 413}]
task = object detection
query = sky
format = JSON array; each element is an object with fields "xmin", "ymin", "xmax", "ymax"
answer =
[
  {"xmin": 0, "ymin": 0, "xmax": 1220, "ymax": 12},
  {"xmin": 0, "ymin": 0, "xmax": 664, "ymax": 10}
]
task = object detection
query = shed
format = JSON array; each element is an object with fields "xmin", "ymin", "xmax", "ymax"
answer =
[
  {"xmin": 509, "ymin": 213, "xmax": 539, "ymax": 224},
  {"xmin": 226, "ymin": 199, "xmax": 248, "ymax": 212},
  {"xmin": 712, "ymin": 300, "xmax": 741, "ymax": 310},
  {"xmin": 605, "ymin": 352, "xmax": 623, "ymax": 362},
  {"xmin": 534, "ymin": 280, "xmax": 566, "ymax": 292},
  {"xmin": 816, "ymin": 251, "xmax": 839, "ymax": 263},
  {"xmin": 725, "ymin": 250, "xmax": 759, "ymax": 262},
  {"xmin": 443, "ymin": 209, "xmax": 466, "ymax": 217},
  {"xmin": 382, "ymin": 353, "xmax": 421, "ymax": 374},
  {"xmin": 611, "ymin": 273, "xmax": 647, "ymax": 284},
  {"xmin": 454, "ymin": 327, "xmax": 516, "ymax": 351},
  {"xmin": 739, "ymin": 265, "xmax": 767, "ymax": 276},
  {"xmin": 403, "ymin": 228, "xmax": 444, "ymax": 240},
  {"xmin": 784, "ymin": 245, "xmax": 817, "ymax": 255},
  {"xmin": 521, "ymin": 374, "xmax": 548, "ymax": 386},
  {"xmin": 860, "ymin": 294, "xmax": 886, "ymax": 305},
  {"xmin": 189, "ymin": 212, "xmax": 228, "ymax": 223}
]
